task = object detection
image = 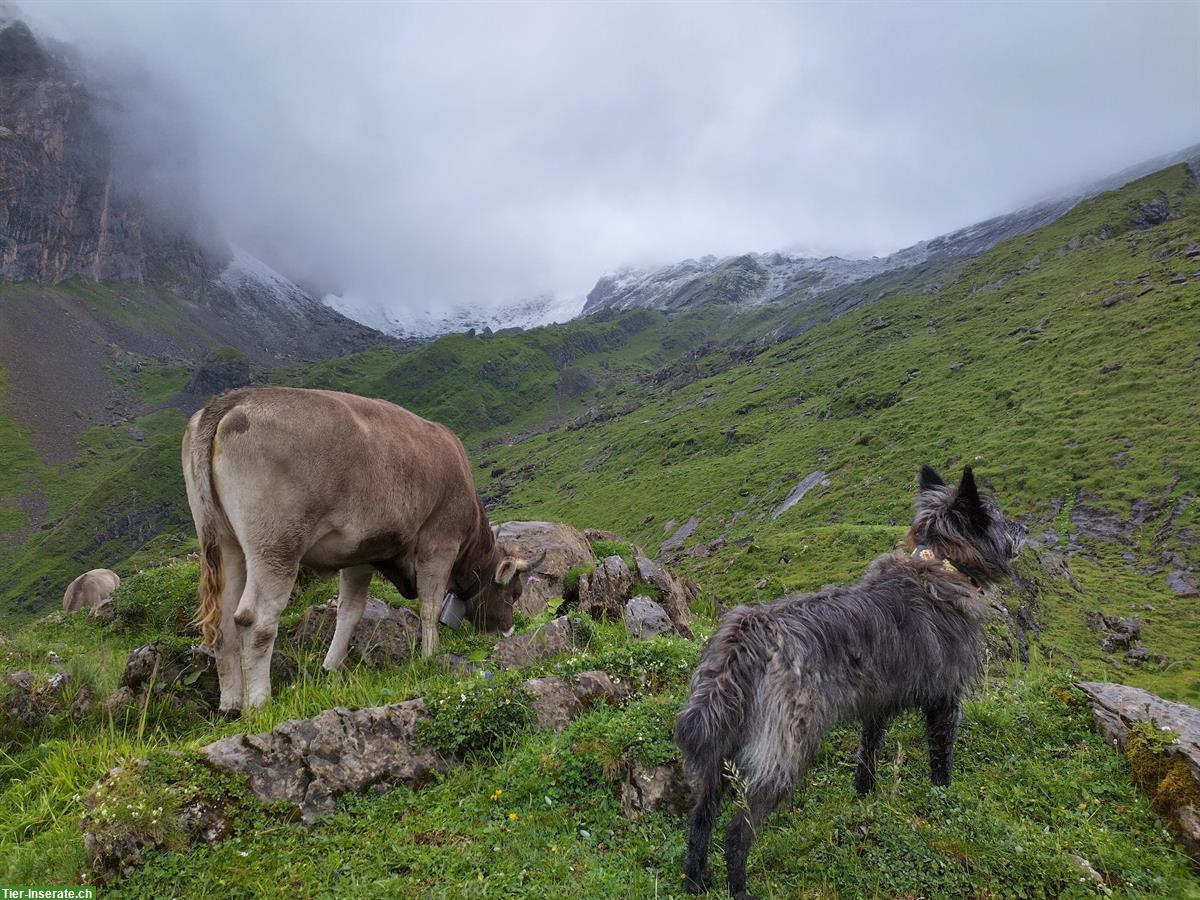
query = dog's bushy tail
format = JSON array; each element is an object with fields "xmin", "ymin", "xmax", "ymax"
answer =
[{"xmin": 674, "ymin": 608, "xmax": 768, "ymax": 770}]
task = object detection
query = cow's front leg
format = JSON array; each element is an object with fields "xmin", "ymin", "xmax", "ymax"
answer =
[
  {"xmin": 323, "ymin": 565, "xmax": 373, "ymax": 671},
  {"xmin": 237, "ymin": 560, "xmax": 297, "ymax": 709},
  {"xmin": 416, "ymin": 551, "xmax": 455, "ymax": 658}
]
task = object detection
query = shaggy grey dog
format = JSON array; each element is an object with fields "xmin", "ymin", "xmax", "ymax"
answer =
[{"xmin": 675, "ymin": 466, "xmax": 1023, "ymax": 899}]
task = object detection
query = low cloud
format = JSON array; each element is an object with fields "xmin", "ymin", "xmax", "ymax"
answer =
[{"xmin": 22, "ymin": 0, "xmax": 1200, "ymax": 316}]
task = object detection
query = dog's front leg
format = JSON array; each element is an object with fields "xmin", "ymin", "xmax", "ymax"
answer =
[
  {"xmin": 924, "ymin": 697, "xmax": 962, "ymax": 786},
  {"xmin": 853, "ymin": 713, "xmax": 893, "ymax": 794}
]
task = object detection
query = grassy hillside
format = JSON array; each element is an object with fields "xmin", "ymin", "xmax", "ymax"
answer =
[{"xmin": 1, "ymin": 163, "xmax": 1199, "ymax": 895}]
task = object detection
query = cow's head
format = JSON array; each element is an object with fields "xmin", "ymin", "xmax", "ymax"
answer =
[{"xmin": 466, "ymin": 544, "xmax": 546, "ymax": 633}]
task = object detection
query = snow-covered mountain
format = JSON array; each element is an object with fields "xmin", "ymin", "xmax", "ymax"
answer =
[
  {"xmin": 323, "ymin": 292, "xmax": 584, "ymax": 340},
  {"xmin": 580, "ymin": 143, "xmax": 1200, "ymax": 318}
]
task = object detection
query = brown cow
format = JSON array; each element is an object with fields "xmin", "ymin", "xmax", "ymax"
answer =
[
  {"xmin": 182, "ymin": 387, "xmax": 543, "ymax": 711},
  {"xmin": 63, "ymin": 568, "xmax": 120, "ymax": 614}
]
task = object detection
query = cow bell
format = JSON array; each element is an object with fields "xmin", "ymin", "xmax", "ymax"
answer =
[{"xmin": 439, "ymin": 592, "xmax": 466, "ymax": 629}]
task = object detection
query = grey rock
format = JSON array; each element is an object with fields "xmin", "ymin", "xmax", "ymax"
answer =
[
  {"xmin": 620, "ymin": 756, "xmax": 692, "ymax": 818},
  {"xmin": 578, "ymin": 555, "xmax": 634, "ymax": 622},
  {"xmin": 632, "ymin": 548, "xmax": 694, "ymax": 638},
  {"xmin": 292, "ymin": 597, "xmax": 420, "ymax": 668},
  {"xmin": 573, "ymin": 670, "xmax": 631, "ymax": 709},
  {"xmin": 661, "ymin": 516, "xmax": 699, "ymax": 554},
  {"xmin": 127, "ymin": 426, "xmax": 145, "ymax": 442},
  {"xmin": 181, "ymin": 799, "xmax": 234, "ymax": 847},
  {"xmin": 624, "ymin": 595, "xmax": 675, "ymax": 640},
  {"xmin": 494, "ymin": 520, "xmax": 596, "ymax": 615},
  {"xmin": 490, "ymin": 616, "xmax": 580, "ymax": 669},
  {"xmin": 523, "ymin": 676, "xmax": 579, "ymax": 732},
  {"xmin": 201, "ymin": 698, "xmax": 446, "ymax": 824},
  {"xmin": 1076, "ymin": 681, "xmax": 1200, "ymax": 858},
  {"xmin": 772, "ymin": 471, "xmax": 830, "ymax": 519},
  {"xmin": 1167, "ymin": 570, "xmax": 1199, "ymax": 597}
]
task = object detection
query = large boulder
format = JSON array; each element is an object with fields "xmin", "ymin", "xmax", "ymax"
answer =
[
  {"xmin": 494, "ymin": 521, "xmax": 596, "ymax": 615},
  {"xmin": 201, "ymin": 699, "xmax": 446, "ymax": 824},
  {"xmin": 62, "ymin": 568, "xmax": 120, "ymax": 614},
  {"xmin": 1076, "ymin": 681, "xmax": 1200, "ymax": 858},
  {"xmin": 632, "ymin": 548, "xmax": 695, "ymax": 638},
  {"xmin": 291, "ymin": 597, "xmax": 420, "ymax": 667},
  {"xmin": 490, "ymin": 616, "xmax": 582, "ymax": 669},
  {"xmin": 577, "ymin": 555, "xmax": 633, "ymax": 621}
]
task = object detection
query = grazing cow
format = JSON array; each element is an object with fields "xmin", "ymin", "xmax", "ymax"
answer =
[
  {"xmin": 182, "ymin": 387, "xmax": 543, "ymax": 712},
  {"xmin": 62, "ymin": 568, "xmax": 120, "ymax": 613}
]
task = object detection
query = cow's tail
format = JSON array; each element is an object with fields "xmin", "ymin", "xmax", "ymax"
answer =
[{"xmin": 185, "ymin": 392, "xmax": 242, "ymax": 648}]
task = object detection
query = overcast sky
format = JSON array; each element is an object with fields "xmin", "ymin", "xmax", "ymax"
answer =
[{"xmin": 20, "ymin": 0, "xmax": 1200, "ymax": 316}]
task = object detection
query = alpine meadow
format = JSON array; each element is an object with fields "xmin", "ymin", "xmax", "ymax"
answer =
[{"xmin": 2, "ymin": 4, "xmax": 1200, "ymax": 899}]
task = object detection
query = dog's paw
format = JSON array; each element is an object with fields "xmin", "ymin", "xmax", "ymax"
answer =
[
  {"xmin": 683, "ymin": 869, "xmax": 712, "ymax": 894},
  {"xmin": 853, "ymin": 772, "xmax": 875, "ymax": 794}
]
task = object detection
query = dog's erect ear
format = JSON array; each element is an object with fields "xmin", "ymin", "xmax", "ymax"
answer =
[
  {"xmin": 954, "ymin": 467, "xmax": 987, "ymax": 524},
  {"xmin": 919, "ymin": 465, "xmax": 947, "ymax": 492}
]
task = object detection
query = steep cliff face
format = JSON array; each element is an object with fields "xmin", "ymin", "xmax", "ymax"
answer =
[{"xmin": 0, "ymin": 21, "xmax": 225, "ymax": 288}]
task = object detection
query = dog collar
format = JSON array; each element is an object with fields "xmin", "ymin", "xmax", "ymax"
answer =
[{"xmin": 912, "ymin": 544, "xmax": 960, "ymax": 574}]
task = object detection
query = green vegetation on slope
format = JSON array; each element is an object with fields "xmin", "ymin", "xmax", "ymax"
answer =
[{"xmin": 1, "ymin": 163, "xmax": 1198, "ymax": 895}]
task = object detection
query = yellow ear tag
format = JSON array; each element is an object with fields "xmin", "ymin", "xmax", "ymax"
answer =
[{"xmin": 919, "ymin": 548, "xmax": 936, "ymax": 562}]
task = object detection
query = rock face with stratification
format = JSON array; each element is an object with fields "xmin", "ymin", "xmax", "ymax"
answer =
[
  {"xmin": 201, "ymin": 699, "xmax": 446, "ymax": 825},
  {"xmin": 489, "ymin": 616, "xmax": 582, "ymax": 669},
  {"xmin": 1076, "ymin": 681, "xmax": 1200, "ymax": 858}
]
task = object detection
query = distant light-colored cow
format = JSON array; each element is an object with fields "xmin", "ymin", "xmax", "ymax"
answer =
[
  {"xmin": 182, "ymin": 387, "xmax": 543, "ymax": 712},
  {"xmin": 62, "ymin": 568, "xmax": 121, "ymax": 613}
]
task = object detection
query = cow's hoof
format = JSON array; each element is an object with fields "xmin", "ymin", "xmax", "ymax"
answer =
[{"xmin": 217, "ymin": 706, "xmax": 242, "ymax": 720}]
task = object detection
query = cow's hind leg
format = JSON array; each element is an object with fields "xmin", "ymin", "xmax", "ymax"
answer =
[
  {"xmin": 215, "ymin": 539, "xmax": 247, "ymax": 714},
  {"xmin": 322, "ymin": 565, "xmax": 373, "ymax": 671},
  {"xmin": 236, "ymin": 559, "xmax": 298, "ymax": 709}
]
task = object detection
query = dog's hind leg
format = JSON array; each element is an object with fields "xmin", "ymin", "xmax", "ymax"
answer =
[
  {"xmin": 724, "ymin": 780, "xmax": 790, "ymax": 900},
  {"xmin": 682, "ymin": 753, "xmax": 723, "ymax": 894},
  {"xmin": 924, "ymin": 697, "xmax": 962, "ymax": 786},
  {"xmin": 853, "ymin": 712, "xmax": 894, "ymax": 794}
]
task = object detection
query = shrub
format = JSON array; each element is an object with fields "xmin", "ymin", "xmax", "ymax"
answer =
[{"xmin": 417, "ymin": 675, "xmax": 534, "ymax": 758}]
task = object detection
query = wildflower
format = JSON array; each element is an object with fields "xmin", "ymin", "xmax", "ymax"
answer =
[
  {"xmin": 490, "ymin": 788, "xmax": 504, "ymax": 801},
  {"xmin": 508, "ymin": 812, "xmax": 519, "ymax": 821}
]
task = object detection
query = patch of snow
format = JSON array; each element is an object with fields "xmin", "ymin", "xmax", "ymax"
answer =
[
  {"xmin": 322, "ymin": 292, "xmax": 586, "ymax": 340},
  {"xmin": 217, "ymin": 246, "xmax": 317, "ymax": 308}
]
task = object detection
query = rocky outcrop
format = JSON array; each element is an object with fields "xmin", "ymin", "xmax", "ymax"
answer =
[
  {"xmin": 201, "ymin": 699, "xmax": 446, "ymax": 825},
  {"xmin": 490, "ymin": 616, "xmax": 582, "ymax": 669},
  {"xmin": 1076, "ymin": 681, "xmax": 1200, "ymax": 858},
  {"xmin": 494, "ymin": 520, "xmax": 595, "ymax": 615},
  {"xmin": 577, "ymin": 555, "xmax": 634, "ymax": 621},
  {"xmin": 632, "ymin": 548, "xmax": 695, "ymax": 638},
  {"xmin": 292, "ymin": 597, "xmax": 420, "ymax": 668}
]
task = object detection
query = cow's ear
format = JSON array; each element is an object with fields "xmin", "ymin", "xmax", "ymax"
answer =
[
  {"xmin": 919, "ymin": 465, "xmax": 946, "ymax": 492},
  {"xmin": 495, "ymin": 558, "xmax": 520, "ymax": 586}
]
